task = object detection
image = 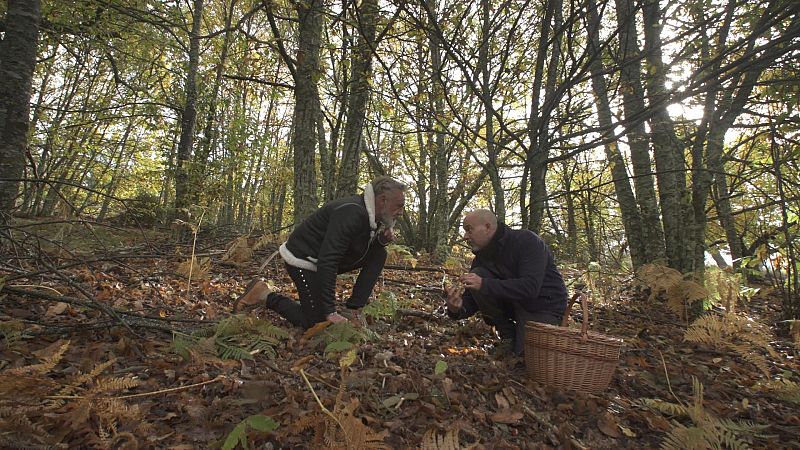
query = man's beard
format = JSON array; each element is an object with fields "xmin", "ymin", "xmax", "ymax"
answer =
[{"xmin": 378, "ymin": 213, "xmax": 395, "ymax": 229}]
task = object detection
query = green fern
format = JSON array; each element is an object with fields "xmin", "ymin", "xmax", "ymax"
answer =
[
  {"xmin": 222, "ymin": 414, "xmax": 280, "ymax": 450},
  {"xmin": 173, "ymin": 316, "xmax": 289, "ymax": 361},
  {"xmin": 363, "ymin": 290, "xmax": 400, "ymax": 321}
]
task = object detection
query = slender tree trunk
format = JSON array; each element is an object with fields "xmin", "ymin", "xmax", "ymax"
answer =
[
  {"xmin": 585, "ymin": 0, "xmax": 646, "ymax": 268},
  {"xmin": 174, "ymin": 0, "xmax": 204, "ymax": 213},
  {"xmin": 98, "ymin": 109, "xmax": 137, "ymax": 221},
  {"xmin": 191, "ymin": 0, "xmax": 236, "ymax": 206},
  {"xmin": 614, "ymin": 0, "xmax": 665, "ymax": 263},
  {"xmin": 292, "ymin": 0, "xmax": 323, "ymax": 223},
  {"xmin": 479, "ymin": 0, "xmax": 503, "ymax": 221},
  {"xmin": 426, "ymin": 0, "xmax": 449, "ymax": 262},
  {"xmin": 336, "ymin": 0, "xmax": 378, "ymax": 197},
  {"xmin": 525, "ymin": 0, "xmax": 556, "ymax": 232},
  {"xmin": 414, "ymin": 36, "xmax": 429, "ymax": 251},
  {"xmin": 642, "ymin": 0, "xmax": 690, "ymax": 271},
  {"xmin": 0, "ymin": 0, "xmax": 41, "ymax": 216}
]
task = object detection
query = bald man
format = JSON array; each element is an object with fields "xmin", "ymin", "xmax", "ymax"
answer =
[{"xmin": 444, "ymin": 210, "xmax": 568, "ymax": 356}]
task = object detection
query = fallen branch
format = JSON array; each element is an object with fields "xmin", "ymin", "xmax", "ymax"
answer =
[
  {"xmin": 384, "ymin": 264, "xmax": 448, "ymax": 273},
  {"xmin": 2, "ymin": 286, "xmax": 215, "ymax": 334},
  {"xmin": 397, "ymin": 308, "xmax": 446, "ymax": 323}
]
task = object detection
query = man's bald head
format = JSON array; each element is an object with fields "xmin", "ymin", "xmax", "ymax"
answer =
[{"xmin": 463, "ymin": 209, "xmax": 498, "ymax": 251}]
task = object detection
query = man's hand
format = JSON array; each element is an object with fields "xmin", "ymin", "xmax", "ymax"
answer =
[
  {"xmin": 378, "ymin": 226, "xmax": 395, "ymax": 244},
  {"xmin": 326, "ymin": 312, "xmax": 348, "ymax": 324},
  {"xmin": 444, "ymin": 285, "xmax": 463, "ymax": 312},
  {"xmin": 460, "ymin": 273, "xmax": 483, "ymax": 291}
]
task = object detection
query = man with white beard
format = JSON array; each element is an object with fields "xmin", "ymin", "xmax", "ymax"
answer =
[{"xmin": 235, "ymin": 176, "xmax": 406, "ymax": 328}]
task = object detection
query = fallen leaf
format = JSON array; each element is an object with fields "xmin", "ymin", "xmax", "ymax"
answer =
[
  {"xmin": 597, "ymin": 411, "xmax": 622, "ymax": 438},
  {"xmin": 495, "ymin": 392, "xmax": 510, "ymax": 410},
  {"xmin": 45, "ymin": 302, "xmax": 68, "ymax": 317},
  {"xmin": 301, "ymin": 321, "xmax": 330, "ymax": 340},
  {"xmin": 490, "ymin": 409, "xmax": 523, "ymax": 424},
  {"xmin": 645, "ymin": 413, "xmax": 672, "ymax": 432}
]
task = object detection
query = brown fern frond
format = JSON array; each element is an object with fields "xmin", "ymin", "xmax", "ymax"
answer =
[
  {"xmin": 63, "ymin": 398, "xmax": 92, "ymax": 428},
  {"xmin": 334, "ymin": 400, "xmax": 390, "ymax": 450},
  {"xmin": 666, "ymin": 281, "xmax": 708, "ymax": 321},
  {"xmin": 763, "ymin": 379, "xmax": 800, "ymax": 405},
  {"xmin": 729, "ymin": 343, "xmax": 771, "ymax": 376},
  {"xmin": 6, "ymin": 341, "xmax": 70, "ymax": 376},
  {"xmin": 221, "ymin": 236, "xmax": 253, "ymax": 265},
  {"xmin": 419, "ymin": 427, "xmax": 461, "ymax": 450},
  {"xmin": 659, "ymin": 424, "xmax": 710, "ymax": 450},
  {"xmin": 69, "ymin": 357, "xmax": 118, "ymax": 388},
  {"xmin": 714, "ymin": 271, "xmax": 740, "ymax": 313},
  {"xmin": 0, "ymin": 432, "xmax": 67, "ymax": 450},
  {"xmin": 637, "ymin": 264, "xmax": 683, "ymax": 300},
  {"xmin": 288, "ymin": 412, "xmax": 326, "ymax": 435},
  {"xmin": 0, "ymin": 373, "xmax": 60, "ymax": 400},
  {"xmin": 333, "ymin": 367, "xmax": 349, "ymax": 416},
  {"xmin": 685, "ymin": 313, "xmax": 777, "ymax": 376},
  {"xmin": 638, "ymin": 399, "xmax": 689, "ymax": 418},
  {"xmin": 91, "ymin": 376, "xmax": 140, "ymax": 394},
  {"xmin": 2, "ymin": 411, "xmax": 53, "ymax": 442},
  {"xmin": 96, "ymin": 398, "xmax": 144, "ymax": 423}
]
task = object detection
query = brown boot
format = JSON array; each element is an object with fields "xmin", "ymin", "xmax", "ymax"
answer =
[{"xmin": 233, "ymin": 279, "xmax": 273, "ymax": 313}]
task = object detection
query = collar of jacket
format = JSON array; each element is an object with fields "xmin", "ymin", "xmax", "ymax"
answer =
[
  {"xmin": 474, "ymin": 222, "xmax": 509, "ymax": 260},
  {"xmin": 362, "ymin": 182, "xmax": 378, "ymax": 238}
]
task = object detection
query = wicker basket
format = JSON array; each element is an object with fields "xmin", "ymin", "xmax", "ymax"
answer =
[{"xmin": 524, "ymin": 294, "xmax": 623, "ymax": 394}]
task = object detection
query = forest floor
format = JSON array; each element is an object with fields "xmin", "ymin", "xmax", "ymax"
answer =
[{"xmin": 1, "ymin": 222, "xmax": 799, "ymax": 449}]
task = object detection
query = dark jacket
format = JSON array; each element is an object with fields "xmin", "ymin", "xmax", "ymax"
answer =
[
  {"xmin": 282, "ymin": 194, "xmax": 383, "ymax": 315},
  {"xmin": 450, "ymin": 223, "xmax": 567, "ymax": 319}
]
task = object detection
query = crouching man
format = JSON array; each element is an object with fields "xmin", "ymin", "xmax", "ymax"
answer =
[{"xmin": 444, "ymin": 209, "xmax": 568, "ymax": 355}]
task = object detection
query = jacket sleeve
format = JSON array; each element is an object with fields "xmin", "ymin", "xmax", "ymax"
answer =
[
  {"xmin": 480, "ymin": 232, "xmax": 547, "ymax": 303},
  {"xmin": 313, "ymin": 204, "xmax": 364, "ymax": 316}
]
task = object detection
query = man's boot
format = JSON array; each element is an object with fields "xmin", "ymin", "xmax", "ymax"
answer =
[{"xmin": 233, "ymin": 279, "xmax": 273, "ymax": 313}]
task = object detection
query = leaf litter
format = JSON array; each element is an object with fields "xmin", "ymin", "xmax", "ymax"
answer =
[{"xmin": 0, "ymin": 236, "xmax": 799, "ymax": 449}]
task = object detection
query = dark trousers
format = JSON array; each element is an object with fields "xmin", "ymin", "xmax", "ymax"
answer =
[
  {"xmin": 469, "ymin": 266, "xmax": 562, "ymax": 354},
  {"xmin": 266, "ymin": 244, "xmax": 387, "ymax": 329}
]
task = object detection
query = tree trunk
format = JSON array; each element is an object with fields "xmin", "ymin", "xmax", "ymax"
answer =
[
  {"xmin": 426, "ymin": 0, "xmax": 449, "ymax": 262},
  {"xmin": 479, "ymin": 0, "xmax": 503, "ymax": 221},
  {"xmin": 174, "ymin": 0, "xmax": 204, "ymax": 213},
  {"xmin": 585, "ymin": 0, "xmax": 646, "ymax": 268},
  {"xmin": 525, "ymin": 0, "xmax": 557, "ymax": 232},
  {"xmin": 641, "ymin": 0, "xmax": 691, "ymax": 271},
  {"xmin": 614, "ymin": 0, "xmax": 666, "ymax": 263},
  {"xmin": 191, "ymin": 0, "xmax": 236, "ymax": 206},
  {"xmin": 292, "ymin": 0, "xmax": 323, "ymax": 223},
  {"xmin": 0, "ymin": 0, "xmax": 41, "ymax": 215},
  {"xmin": 336, "ymin": 0, "xmax": 378, "ymax": 197}
]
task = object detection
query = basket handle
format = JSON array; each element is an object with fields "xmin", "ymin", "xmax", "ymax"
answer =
[
  {"xmin": 560, "ymin": 291, "xmax": 581, "ymax": 326},
  {"xmin": 561, "ymin": 292, "xmax": 591, "ymax": 339}
]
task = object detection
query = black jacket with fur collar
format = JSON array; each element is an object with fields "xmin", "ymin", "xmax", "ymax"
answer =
[{"xmin": 280, "ymin": 193, "xmax": 383, "ymax": 316}]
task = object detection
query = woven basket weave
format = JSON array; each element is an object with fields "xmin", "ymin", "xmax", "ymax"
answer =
[{"xmin": 524, "ymin": 294, "xmax": 623, "ymax": 394}]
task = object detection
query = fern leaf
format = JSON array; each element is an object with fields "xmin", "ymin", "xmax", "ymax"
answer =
[
  {"xmin": 6, "ymin": 341, "xmax": 70, "ymax": 376},
  {"xmin": 92, "ymin": 376, "xmax": 140, "ymax": 394},
  {"xmin": 637, "ymin": 264, "xmax": 683, "ymax": 300},
  {"xmin": 637, "ymin": 399, "xmax": 690, "ymax": 418},
  {"xmin": 763, "ymin": 379, "xmax": 800, "ymax": 405},
  {"xmin": 216, "ymin": 340, "xmax": 254, "ymax": 360},
  {"xmin": 420, "ymin": 428, "xmax": 461, "ymax": 450}
]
